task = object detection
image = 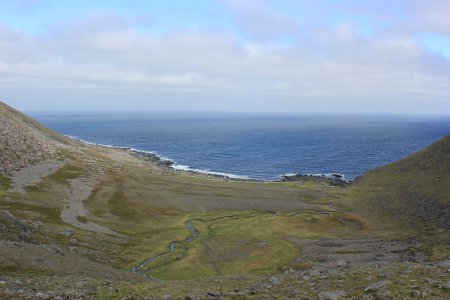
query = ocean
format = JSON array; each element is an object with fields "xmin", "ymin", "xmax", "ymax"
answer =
[{"xmin": 31, "ymin": 112, "xmax": 450, "ymax": 181}]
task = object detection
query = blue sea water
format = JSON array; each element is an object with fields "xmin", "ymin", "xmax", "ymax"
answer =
[{"xmin": 31, "ymin": 112, "xmax": 450, "ymax": 181}]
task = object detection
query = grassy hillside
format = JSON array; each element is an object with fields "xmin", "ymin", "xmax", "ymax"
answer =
[{"xmin": 349, "ymin": 134, "xmax": 450, "ymax": 230}]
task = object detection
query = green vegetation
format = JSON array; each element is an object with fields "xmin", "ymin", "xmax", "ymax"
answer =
[
  {"xmin": 77, "ymin": 216, "xmax": 88, "ymax": 223},
  {"xmin": 47, "ymin": 165, "xmax": 84, "ymax": 183},
  {"xmin": 0, "ymin": 175, "xmax": 11, "ymax": 190}
]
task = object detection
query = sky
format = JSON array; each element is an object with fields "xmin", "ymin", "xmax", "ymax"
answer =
[{"xmin": 0, "ymin": 0, "xmax": 449, "ymax": 114}]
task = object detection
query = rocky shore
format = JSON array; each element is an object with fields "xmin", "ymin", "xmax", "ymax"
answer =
[{"xmin": 280, "ymin": 173, "xmax": 351, "ymax": 187}]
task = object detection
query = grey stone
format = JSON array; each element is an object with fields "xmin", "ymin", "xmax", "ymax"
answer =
[
  {"xmin": 365, "ymin": 280, "xmax": 392, "ymax": 293},
  {"xmin": 336, "ymin": 259, "xmax": 347, "ymax": 267},
  {"xmin": 376, "ymin": 290, "xmax": 392, "ymax": 298},
  {"xmin": 60, "ymin": 230, "xmax": 73, "ymax": 237},
  {"xmin": 422, "ymin": 278, "xmax": 434, "ymax": 284},
  {"xmin": 317, "ymin": 291, "xmax": 346, "ymax": 300},
  {"xmin": 36, "ymin": 292, "xmax": 50, "ymax": 300},
  {"xmin": 308, "ymin": 270, "xmax": 320, "ymax": 277},
  {"xmin": 435, "ymin": 260, "xmax": 450, "ymax": 268},
  {"xmin": 207, "ymin": 291, "xmax": 220, "ymax": 299}
]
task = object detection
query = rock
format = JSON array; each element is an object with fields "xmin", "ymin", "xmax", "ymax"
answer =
[
  {"xmin": 60, "ymin": 230, "xmax": 73, "ymax": 237},
  {"xmin": 376, "ymin": 290, "xmax": 392, "ymax": 298},
  {"xmin": 69, "ymin": 238, "xmax": 78, "ymax": 244},
  {"xmin": 36, "ymin": 292, "xmax": 50, "ymax": 300},
  {"xmin": 410, "ymin": 287, "xmax": 431, "ymax": 299},
  {"xmin": 0, "ymin": 280, "xmax": 6, "ymax": 285},
  {"xmin": 441, "ymin": 281, "xmax": 450, "ymax": 290},
  {"xmin": 270, "ymin": 276, "xmax": 280, "ymax": 285},
  {"xmin": 336, "ymin": 260, "xmax": 347, "ymax": 267},
  {"xmin": 1, "ymin": 210, "xmax": 17, "ymax": 221},
  {"xmin": 207, "ymin": 291, "xmax": 220, "ymax": 299},
  {"xmin": 19, "ymin": 227, "xmax": 32, "ymax": 240},
  {"xmin": 162, "ymin": 295, "xmax": 174, "ymax": 300},
  {"xmin": 365, "ymin": 280, "xmax": 391, "ymax": 293},
  {"xmin": 0, "ymin": 257, "xmax": 20, "ymax": 272},
  {"xmin": 317, "ymin": 291, "xmax": 346, "ymax": 300},
  {"xmin": 434, "ymin": 260, "xmax": 450, "ymax": 268},
  {"xmin": 308, "ymin": 270, "xmax": 320, "ymax": 277},
  {"xmin": 422, "ymin": 278, "xmax": 434, "ymax": 284}
]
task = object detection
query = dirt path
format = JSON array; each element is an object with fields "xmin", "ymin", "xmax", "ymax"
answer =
[
  {"xmin": 8, "ymin": 160, "xmax": 65, "ymax": 193},
  {"xmin": 61, "ymin": 177, "xmax": 126, "ymax": 237}
]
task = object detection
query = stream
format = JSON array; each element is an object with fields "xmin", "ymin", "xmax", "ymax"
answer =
[{"xmin": 131, "ymin": 219, "xmax": 200, "ymax": 272}]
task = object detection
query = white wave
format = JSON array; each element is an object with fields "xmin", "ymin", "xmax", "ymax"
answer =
[
  {"xmin": 172, "ymin": 164, "xmax": 250, "ymax": 180},
  {"xmin": 282, "ymin": 173, "xmax": 298, "ymax": 177},
  {"xmin": 310, "ymin": 173, "xmax": 348, "ymax": 181}
]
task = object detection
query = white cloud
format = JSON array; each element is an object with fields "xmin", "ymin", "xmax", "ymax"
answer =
[
  {"xmin": 220, "ymin": 0, "xmax": 299, "ymax": 41},
  {"xmin": 0, "ymin": 4, "xmax": 449, "ymax": 113},
  {"xmin": 408, "ymin": 0, "xmax": 450, "ymax": 35}
]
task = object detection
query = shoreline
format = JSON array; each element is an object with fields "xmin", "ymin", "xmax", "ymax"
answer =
[{"xmin": 65, "ymin": 135, "xmax": 351, "ymax": 185}]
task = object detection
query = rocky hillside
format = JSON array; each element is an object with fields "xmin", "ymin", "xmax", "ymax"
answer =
[
  {"xmin": 0, "ymin": 101, "xmax": 73, "ymax": 175},
  {"xmin": 351, "ymin": 134, "xmax": 450, "ymax": 229}
]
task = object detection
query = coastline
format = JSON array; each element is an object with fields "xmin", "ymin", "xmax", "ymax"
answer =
[{"xmin": 65, "ymin": 135, "xmax": 350, "ymax": 184}]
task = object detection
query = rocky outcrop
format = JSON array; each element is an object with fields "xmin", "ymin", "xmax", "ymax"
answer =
[
  {"xmin": 280, "ymin": 173, "xmax": 350, "ymax": 187},
  {"xmin": 0, "ymin": 101, "xmax": 73, "ymax": 175}
]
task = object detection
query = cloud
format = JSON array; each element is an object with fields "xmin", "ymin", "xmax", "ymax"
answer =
[
  {"xmin": 220, "ymin": 0, "xmax": 299, "ymax": 41},
  {"xmin": 0, "ymin": 1, "xmax": 449, "ymax": 113},
  {"xmin": 409, "ymin": 0, "xmax": 450, "ymax": 35}
]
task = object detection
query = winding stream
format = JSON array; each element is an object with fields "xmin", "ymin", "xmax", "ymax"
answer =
[{"xmin": 132, "ymin": 219, "xmax": 200, "ymax": 272}]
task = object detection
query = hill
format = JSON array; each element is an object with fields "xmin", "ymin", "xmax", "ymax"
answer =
[
  {"xmin": 0, "ymin": 101, "xmax": 75, "ymax": 175},
  {"xmin": 349, "ymin": 134, "xmax": 450, "ymax": 229}
]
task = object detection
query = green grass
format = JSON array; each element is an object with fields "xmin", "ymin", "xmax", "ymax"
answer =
[
  {"xmin": 77, "ymin": 216, "xmax": 88, "ymax": 223},
  {"xmin": 0, "ymin": 196, "xmax": 62, "ymax": 223},
  {"xmin": 47, "ymin": 165, "xmax": 84, "ymax": 183},
  {"xmin": 0, "ymin": 175, "xmax": 11, "ymax": 190}
]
